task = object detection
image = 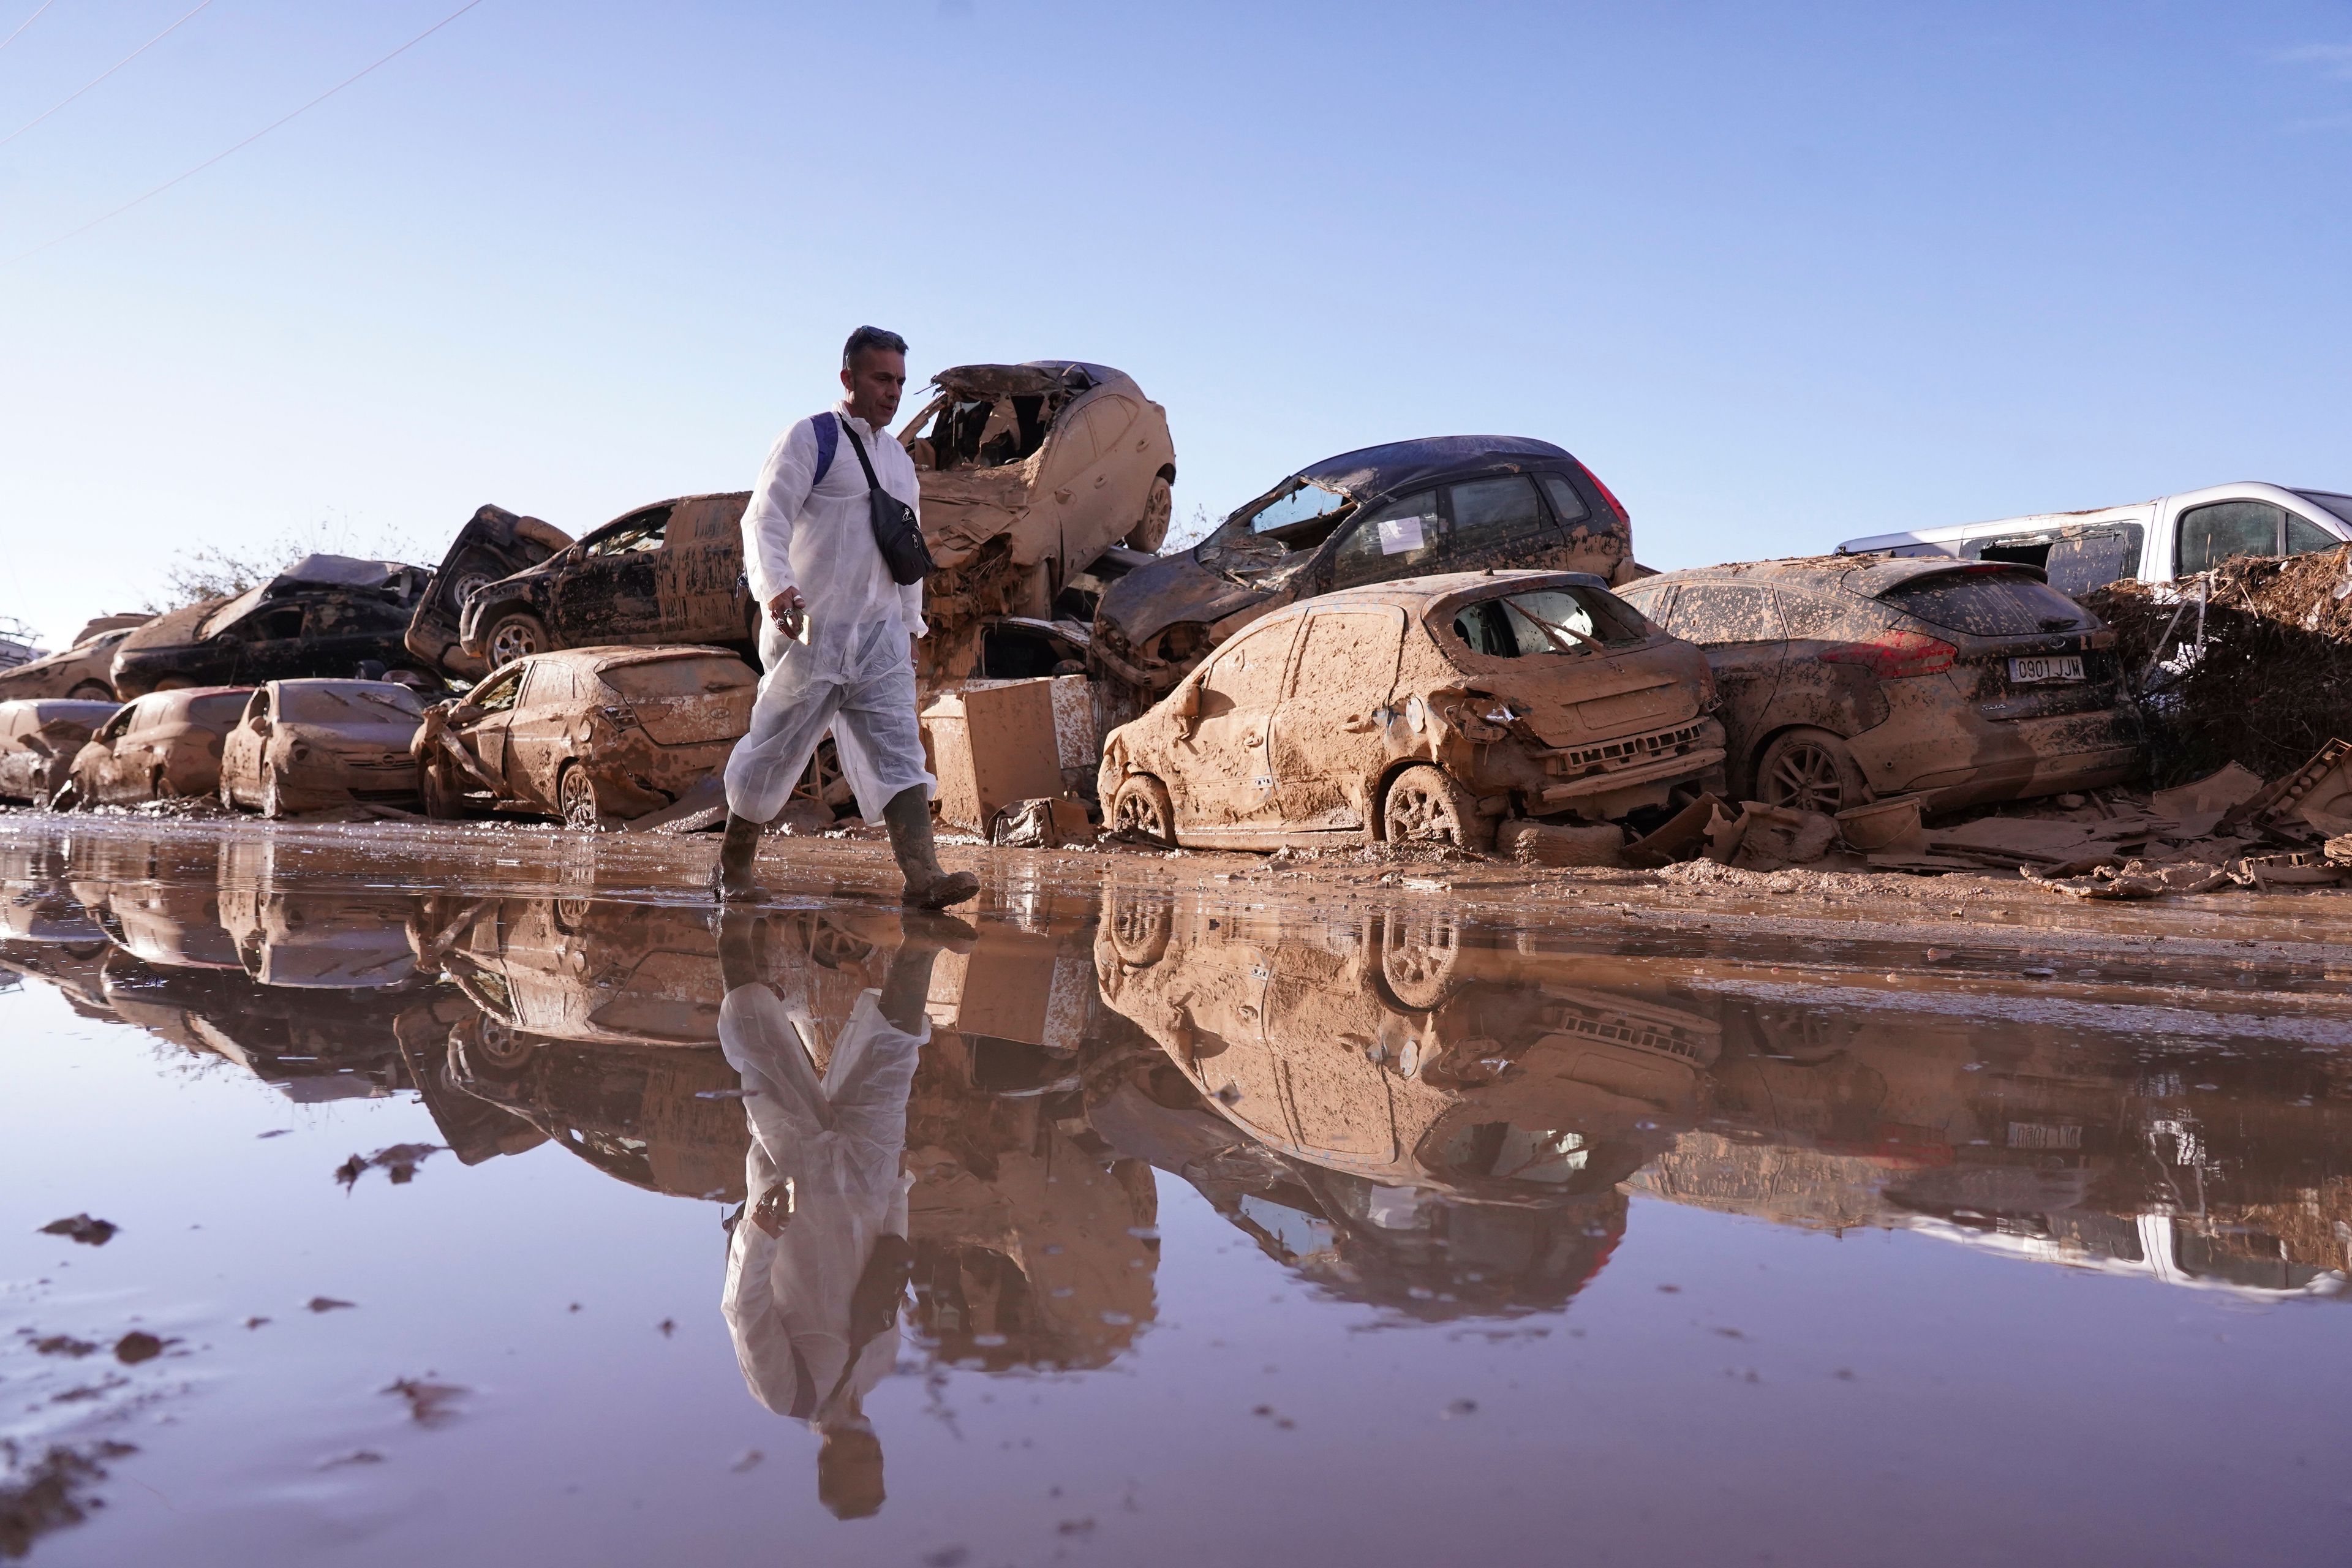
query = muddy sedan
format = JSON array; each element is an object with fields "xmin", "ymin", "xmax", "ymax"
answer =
[
  {"xmin": 1097, "ymin": 571, "xmax": 1722, "ymax": 852},
  {"xmin": 62, "ymin": 686, "xmax": 253, "ymax": 807},
  {"xmin": 218, "ymin": 680, "xmax": 428, "ymax": 817},
  {"xmin": 1613, "ymin": 556, "xmax": 2143, "ymax": 813},
  {"xmin": 416, "ymin": 646, "xmax": 755, "ymax": 827},
  {"xmin": 0, "ymin": 699, "xmax": 123, "ymax": 805}
]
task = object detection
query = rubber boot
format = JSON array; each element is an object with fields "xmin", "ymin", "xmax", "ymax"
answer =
[
  {"xmin": 881, "ymin": 786, "xmax": 979, "ymax": 910},
  {"xmin": 712, "ymin": 811, "xmax": 772, "ymax": 903}
]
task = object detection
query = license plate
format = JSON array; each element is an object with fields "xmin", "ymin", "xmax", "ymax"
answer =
[{"xmin": 2008, "ymin": 655, "xmax": 2084, "ymax": 684}]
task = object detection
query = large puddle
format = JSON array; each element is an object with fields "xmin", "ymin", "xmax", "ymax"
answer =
[{"xmin": 4, "ymin": 820, "xmax": 2348, "ymax": 1565}]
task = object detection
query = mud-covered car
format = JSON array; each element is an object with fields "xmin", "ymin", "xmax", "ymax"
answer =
[
  {"xmin": 61, "ymin": 685, "xmax": 252, "ymax": 807},
  {"xmin": 1613, "ymin": 556, "xmax": 2144, "ymax": 813},
  {"xmin": 415, "ymin": 646, "xmax": 755, "ymax": 827},
  {"xmin": 428, "ymin": 894, "xmax": 728, "ymax": 1050},
  {"xmin": 0, "ymin": 699, "xmax": 121, "ymax": 805},
  {"xmin": 0, "ymin": 615, "xmax": 149, "ymax": 701},
  {"xmin": 1096, "ymin": 570, "xmax": 1721, "ymax": 852},
  {"xmin": 1092, "ymin": 435, "xmax": 1635, "ymax": 709},
  {"xmin": 217, "ymin": 679, "xmax": 427, "ymax": 818},
  {"xmin": 403, "ymin": 505, "xmax": 575, "ymax": 680},
  {"xmin": 112, "ymin": 556, "xmax": 432, "ymax": 699}
]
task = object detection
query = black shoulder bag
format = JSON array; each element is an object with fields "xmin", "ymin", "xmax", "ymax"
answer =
[{"xmin": 835, "ymin": 415, "xmax": 934, "ymax": 586}]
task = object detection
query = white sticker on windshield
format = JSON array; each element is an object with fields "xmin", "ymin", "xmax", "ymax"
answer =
[{"xmin": 1378, "ymin": 514, "xmax": 1427, "ymax": 556}]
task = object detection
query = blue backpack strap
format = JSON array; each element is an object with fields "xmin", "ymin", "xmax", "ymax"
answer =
[{"xmin": 811, "ymin": 412, "xmax": 838, "ymax": 488}]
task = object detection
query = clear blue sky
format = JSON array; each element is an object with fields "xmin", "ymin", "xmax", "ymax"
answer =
[{"xmin": 2, "ymin": 1, "xmax": 2348, "ymax": 647}]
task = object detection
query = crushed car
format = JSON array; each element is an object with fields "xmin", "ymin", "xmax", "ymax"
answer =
[
  {"xmin": 0, "ymin": 614, "xmax": 151, "ymax": 701},
  {"xmin": 60, "ymin": 686, "xmax": 253, "ymax": 807},
  {"xmin": 1091, "ymin": 435, "xmax": 1635, "ymax": 716},
  {"xmin": 1614, "ymin": 556, "xmax": 2143, "ymax": 813},
  {"xmin": 218, "ymin": 679, "xmax": 428, "ymax": 818},
  {"xmin": 111, "ymin": 556, "xmax": 432, "ymax": 699},
  {"xmin": 414, "ymin": 646, "xmax": 755, "ymax": 827},
  {"xmin": 0, "ymin": 699, "xmax": 122, "ymax": 806},
  {"xmin": 402, "ymin": 505, "xmax": 575, "ymax": 680},
  {"xmin": 1096, "ymin": 570, "xmax": 1722, "ymax": 852}
]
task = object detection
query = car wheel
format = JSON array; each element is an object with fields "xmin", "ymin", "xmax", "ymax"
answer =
[
  {"xmin": 449, "ymin": 565, "xmax": 498, "ymax": 608},
  {"xmin": 1109, "ymin": 774, "xmax": 1175, "ymax": 846},
  {"xmin": 1380, "ymin": 764, "xmax": 1492, "ymax": 851},
  {"xmin": 1126, "ymin": 475, "xmax": 1174, "ymax": 553},
  {"xmin": 1106, "ymin": 889, "xmax": 1173, "ymax": 967},
  {"xmin": 483, "ymin": 611, "xmax": 548, "ymax": 667},
  {"xmin": 450, "ymin": 1017, "xmax": 533, "ymax": 1084},
  {"xmin": 151, "ymin": 676, "xmax": 192, "ymax": 693},
  {"xmin": 1755, "ymin": 728, "xmax": 1866, "ymax": 815},
  {"xmin": 557, "ymin": 762, "xmax": 605, "ymax": 831},
  {"xmin": 67, "ymin": 681, "xmax": 114, "ymax": 701}
]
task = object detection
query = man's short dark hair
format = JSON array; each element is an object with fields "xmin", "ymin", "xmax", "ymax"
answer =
[{"xmin": 843, "ymin": 326, "xmax": 908, "ymax": 370}]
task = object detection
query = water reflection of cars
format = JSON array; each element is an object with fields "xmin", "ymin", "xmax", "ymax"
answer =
[
  {"xmin": 0, "ymin": 699, "xmax": 120, "ymax": 805},
  {"xmin": 428, "ymin": 894, "xmax": 728, "ymax": 1050},
  {"xmin": 218, "ymin": 679, "xmax": 427, "ymax": 817},
  {"xmin": 1093, "ymin": 435, "xmax": 1636, "ymax": 707},
  {"xmin": 62, "ymin": 687, "xmax": 252, "ymax": 807},
  {"xmin": 1098, "ymin": 571, "xmax": 1722, "ymax": 851}
]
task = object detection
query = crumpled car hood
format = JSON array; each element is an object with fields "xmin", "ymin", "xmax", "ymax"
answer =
[
  {"xmin": 118, "ymin": 598, "xmax": 223, "ymax": 658},
  {"xmin": 919, "ymin": 466, "xmax": 1039, "ymax": 570},
  {"xmin": 1098, "ymin": 551, "xmax": 1272, "ymax": 647}
]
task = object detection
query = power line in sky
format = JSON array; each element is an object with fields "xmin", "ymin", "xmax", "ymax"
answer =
[
  {"xmin": 0, "ymin": 0, "xmax": 214, "ymax": 148},
  {"xmin": 2, "ymin": 0, "xmax": 488, "ymax": 271},
  {"xmin": 0, "ymin": 1, "xmax": 62, "ymax": 56}
]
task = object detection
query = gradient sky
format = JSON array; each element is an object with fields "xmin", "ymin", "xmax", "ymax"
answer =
[{"xmin": 2, "ymin": 1, "xmax": 2349, "ymax": 649}]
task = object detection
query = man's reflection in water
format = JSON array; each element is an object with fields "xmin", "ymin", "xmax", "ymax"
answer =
[{"xmin": 715, "ymin": 908, "xmax": 965, "ymax": 1520}]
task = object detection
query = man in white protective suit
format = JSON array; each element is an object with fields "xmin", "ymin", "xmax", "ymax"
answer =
[
  {"xmin": 715, "ymin": 907, "xmax": 963, "ymax": 1520},
  {"xmin": 714, "ymin": 325, "xmax": 980, "ymax": 909}
]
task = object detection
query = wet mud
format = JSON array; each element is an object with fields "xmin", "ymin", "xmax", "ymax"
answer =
[{"xmin": 2, "ymin": 813, "xmax": 2349, "ymax": 1565}]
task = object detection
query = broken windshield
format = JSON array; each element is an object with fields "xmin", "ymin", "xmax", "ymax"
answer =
[
  {"xmin": 1450, "ymin": 587, "xmax": 1649, "ymax": 658},
  {"xmin": 1196, "ymin": 480, "xmax": 1357, "ymax": 587}
]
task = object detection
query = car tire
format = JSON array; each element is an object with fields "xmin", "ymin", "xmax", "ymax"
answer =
[
  {"xmin": 483, "ymin": 611, "xmax": 548, "ymax": 668},
  {"xmin": 1379, "ymin": 764, "xmax": 1492, "ymax": 852},
  {"xmin": 151, "ymin": 676, "xmax": 192, "ymax": 693},
  {"xmin": 557, "ymin": 761, "xmax": 606, "ymax": 831},
  {"xmin": 67, "ymin": 681, "xmax": 114, "ymax": 701},
  {"xmin": 259, "ymin": 767, "xmax": 287, "ymax": 820},
  {"xmin": 1109, "ymin": 773, "xmax": 1176, "ymax": 846},
  {"xmin": 1106, "ymin": 889, "xmax": 1174, "ymax": 968},
  {"xmin": 1126, "ymin": 475, "xmax": 1174, "ymax": 554},
  {"xmin": 1755, "ymin": 728, "xmax": 1866, "ymax": 816}
]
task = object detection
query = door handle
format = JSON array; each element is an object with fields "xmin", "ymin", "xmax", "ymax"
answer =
[{"xmin": 1054, "ymin": 487, "xmax": 1073, "ymax": 503}]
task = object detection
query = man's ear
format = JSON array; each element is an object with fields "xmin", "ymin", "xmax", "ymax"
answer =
[{"xmin": 840, "ymin": 364, "xmax": 855, "ymax": 393}]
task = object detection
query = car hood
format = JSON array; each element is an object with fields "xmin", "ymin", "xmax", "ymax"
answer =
[
  {"xmin": 919, "ymin": 465, "xmax": 1041, "ymax": 569},
  {"xmin": 284, "ymin": 717, "xmax": 422, "ymax": 752},
  {"xmin": 116, "ymin": 598, "xmax": 225, "ymax": 660},
  {"xmin": 1097, "ymin": 550, "xmax": 1272, "ymax": 647}
]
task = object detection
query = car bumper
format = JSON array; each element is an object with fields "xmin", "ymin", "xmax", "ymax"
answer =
[{"xmin": 1893, "ymin": 705, "xmax": 2145, "ymax": 810}]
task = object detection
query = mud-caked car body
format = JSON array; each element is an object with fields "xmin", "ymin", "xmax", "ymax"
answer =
[
  {"xmin": 63, "ymin": 686, "xmax": 252, "ymax": 807},
  {"xmin": 1614, "ymin": 556, "xmax": 2144, "ymax": 813},
  {"xmin": 218, "ymin": 679, "xmax": 427, "ymax": 818},
  {"xmin": 1096, "ymin": 571, "xmax": 1721, "ymax": 851},
  {"xmin": 0, "ymin": 616, "xmax": 149, "ymax": 702},
  {"xmin": 403, "ymin": 505, "xmax": 575, "ymax": 680},
  {"xmin": 416, "ymin": 646, "xmax": 755, "ymax": 827},
  {"xmin": 0, "ymin": 699, "xmax": 121, "ymax": 805},
  {"xmin": 112, "ymin": 557, "xmax": 432, "ymax": 700},
  {"xmin": 426, "ymin": 894, "xmax": 728, "ymax": 1050},
  {"xmin": 1091, "ymin": 435, "xmax": 1635, "ymax": 707}
]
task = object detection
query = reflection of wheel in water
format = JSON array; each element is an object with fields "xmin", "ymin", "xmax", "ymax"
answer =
[
  {"xmin": 452, "ymin": 1016, "xmax": 533, "ymax": 1081},
  {"xmin": 1380, "ymin": 907, "xmax": 1463, "ymax": 1012},
  {"xmin": 483, "ymin": 611, "xmax": 547, "ymax": 668},
  {"xmin": 1755, "ymin": 728, "xmax": 1864, "ymax": 815},
  {"xmin": 789, "ymin": 737, "xmax": 854, "ymax": 811},
  {"xmin": 1107, "ymin": 891, "xmax": 1172, "ymax": 967},
  {"xmin": 1126, "ymin": 475, "xmax": 1174, "ymax": 553},
  {"xmin": 1109, "ymin": 774, "xmax": 1175, "ymax": 846},
  {"xmin": 557, "ymin": 762, "xmax": 605, "ymax": 831},
  {"xmin": 1380, "ymin": 764, "xmax": 1491, "ymax": 851}
]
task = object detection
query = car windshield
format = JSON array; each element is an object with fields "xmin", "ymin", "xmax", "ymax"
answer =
[
  {"xmin": 1877, "ymin": 568, "xmax": 2094, "ymax": 636},
  {"xmin": 277, "ymin": 684, "xmax": 424, "ymax": 723},
  {"xmin": 1450, "ymin": 587, "xmax": 1649, "ymax": 658},
  {"xmin": 600, "ymin": 657, "xmax": 753, "ymax": 701},
  {"xmin": 1196, "ymin": 480, "xmax": 1357, "ymax": 587},
  {"xmin": 2291, "ymin": 491, "xmax": 2352, "ymax": 529},
  {"xmin": 200, "ymin": 587, "xmax": 269, "ymax": 639}
]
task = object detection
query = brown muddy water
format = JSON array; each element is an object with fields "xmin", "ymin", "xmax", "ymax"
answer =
[{"xmin": 4, "ymin": 816, "xmax": 2350, "ymax": 1567}]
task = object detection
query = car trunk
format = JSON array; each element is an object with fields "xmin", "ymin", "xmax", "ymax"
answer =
[
  {"xmin": 1510, "ymin": 655, "xmax": 1704, "ymax": 747},
  {"xmin": 598, "ymin": 658, "xmax": 754, "ymax": 746},
  {"xmin": 1871, "ymin": 566, "xmax": 2124, "ymax": 723},
  {"xmin": 1941, "ymin": 633, "xmax": 2124, "ymax": 721}
]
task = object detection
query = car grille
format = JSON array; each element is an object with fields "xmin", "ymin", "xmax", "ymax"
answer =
[{"xmin": 1544, "ymin": 719, "xmax": 1713, "ymax": 779}]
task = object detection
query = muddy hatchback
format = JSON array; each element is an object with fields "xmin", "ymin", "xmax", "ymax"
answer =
[{"xmin": 1615, "ymin": 557, "xmax": 2143, "ymax": 812}]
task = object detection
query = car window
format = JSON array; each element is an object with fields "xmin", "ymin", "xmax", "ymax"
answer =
[
  {"xmin": 1330, "ymin": 490, "xmax": 1441, "ymax": 589},
  {"xmin": 1660, "ymin": 584, "xmax": 1784, "ymax": 644},
  {"xmin": 1877, "ymin": 570, "xmax": 2093, "ymax": 636},
  {"xmin": 470, "ymin": 669, "xmax": 524, "ymax": 714},
  {"xmin": 253, "ymin": 605, "xmax": 306, "ymax": 641},
  {"xmin": 1537, "ymin": 473, "xmax": 1591, "ymax": 525},
  {"xmin": 189, "ymin": 693, "xmax": 251, "ymax": 729},
  {"xmin": 1444, "ymin": 476, "xmax": 1548, "ymax": 554},
  {"xmin": 1612, "ymin": 581, "xmax": 1674, "ymax": 625},
  {"xmin": 1289, "ymin": 611, "xmax": 1401, "ymax": 695},
  {"xmin": 1084, "ymin": 394, "xmax": 1139, "ymax": 453},
  {"xmin": 2043, "ymin": 526, "xmax": 2144, "ymax": 595},
  {"xmin": 2176, "ymin": 500, "xmax": 2283, "ymax": 574},
  {"xmin": 521, "ymin": 663, "xmax": 574, "ymax": 706},
  {"xmin": 585, "ymin": 509, "xmax": 672, "ymax": 557},
  {"xmin": 2285, "ymin": 515, "xmax": 2340, "ymax": 556},
  {"xmin": 1450, "ymin": 587, "xmax": 1647, "ymax": 658},
  {"xmin": 1196, "ymin": 627, "xmax": 1290, "ymax": 715},
  {"xmin": 1245, "ymin": 481, "xmax": 1351, "ymax": 537},
  {"xmin": 97, "ymin": 706, "xmax": 135, "ymax": 742},
  {"xmin": 2291, "ymin": 491, "xmax": 2352, "ymax": 528},
  {"xmin": 1774, "ymin": 587, "xmax": 1880, "ymax": 639}
]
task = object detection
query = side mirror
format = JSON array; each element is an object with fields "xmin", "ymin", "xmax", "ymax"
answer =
[{"xmin": 1173, "ymin": 682, "xmax": 1200, "ymax": 718}]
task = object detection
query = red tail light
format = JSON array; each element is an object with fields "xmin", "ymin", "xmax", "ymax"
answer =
[
  {"xmin": 1818, "ymin": 630, "xmax": 1956, "ymax": 678},
  {"xmin": 1578, "ymin": 462, "xmax": 1630, "ymax": 528}
]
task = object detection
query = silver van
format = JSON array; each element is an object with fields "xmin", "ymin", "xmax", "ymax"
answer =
[{"xmin": 1837, "ymin": 481, "xmax": 2352, "ymax": 595}]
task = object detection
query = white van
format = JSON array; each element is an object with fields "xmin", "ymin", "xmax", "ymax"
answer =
[{"xmin": 1837, "ymin": 482, "xmax": 2352, "ymax": 595}]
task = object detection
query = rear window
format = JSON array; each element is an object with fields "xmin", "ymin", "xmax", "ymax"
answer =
[
  {"xmin": 1449, "ymin": 586, "xmax": 1648, "ymax": 657},
  {"xmin": 601, "ymin": 657, "xmax": 753, "ymax": 701},
  {"xmin": 277, "ymin": 684, "xmax": 423, "ymax": 723},
  {"xmin": 1877, "ymin": 570, "xmax": 2092, "ymax": 636}
]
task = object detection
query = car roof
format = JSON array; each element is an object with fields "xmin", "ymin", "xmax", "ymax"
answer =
[
  {"xmin": 931, "ymin": 361, "xmax": 1134, "ymax": 398},
  {"xmin": 3, "ymin": 699, "xmax": 119, "ymax": 722},
  {"xmin": 1633, "ymin": 553, "xmax": 2049, "ymax": 597},
  {"xmin": 1294, "ymin": 436, "xmax": 1575, "ymax": 501}
]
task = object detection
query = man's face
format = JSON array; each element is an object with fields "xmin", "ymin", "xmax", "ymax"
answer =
[{"xmin": 840, "ymin": 349, "xmax": 906, "ymax": 426}]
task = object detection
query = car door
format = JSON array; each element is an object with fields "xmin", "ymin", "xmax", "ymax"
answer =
[
  {"xmin": 456, "ymin": 665, "xmax": 526, "ymax": 792},
  {"xmin": 503, "ymin": 661, "xmax": 575, "ymax": 805},
  {"xmin": 1325, "ymin": 489, "xmax": 1443, "ymax": 592},
  {"xmin": 1270, "ymin": 605, "xmax": 1408, "ymax": 831},
  {"xmin": 1439, "ymin": 473, "xmax": 1557, "ymax": 573},
  {"xmin": 230, "ymin": 603, "xmax": 309, "ymax": 684},
  {"xmin": 553, "ymin": 507, "xmax": 669, "ymax": 644},
  {"xmin": 663, "ymin": 496, "xmax": 751, "ymax": 643},
  {"xmin": 1657, "ymin": 583, "xmax": 1787, "ymax": 785},
  {"xmin": 303, "ymin": 593, "xmax": 413, "ymax": 676},
  {"xmin": 1168, "ymin": 618, "xmax": 1300, "ymax": 839}
]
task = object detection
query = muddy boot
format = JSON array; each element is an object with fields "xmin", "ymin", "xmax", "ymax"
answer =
[
  {"xmin": 881, "ymin": 786, "xmax": 978, "ymax": 910},
  {"xmin": 711, "ymin": 811, "xmax": 773, "ymax": 903}
]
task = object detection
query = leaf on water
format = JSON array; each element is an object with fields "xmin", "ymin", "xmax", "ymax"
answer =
[
  {"xmin": 111, "ymin": 1333, "xmax": 170, "ymax": 1365},
  {"xmin": 306, "ymin": 1297, "xmax": 356, "ymax": 1313},
  {"xmin": 382, "ymin": 1378, "xmax": 467, "ymax": 1427},
  {"xmin": 37, "ymin": 1215, "xmax": 117, "ymax": 1246}
]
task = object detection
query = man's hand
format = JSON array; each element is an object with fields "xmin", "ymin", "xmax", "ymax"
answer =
[{"xmin": 766, "ymin": 587, "xmax": 807, "ymax": 639}]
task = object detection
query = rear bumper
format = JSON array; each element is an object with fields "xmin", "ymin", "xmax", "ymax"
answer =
[{"xmin": 1894, "ymin": 704, "xmax": 2145, "ymax": 809}]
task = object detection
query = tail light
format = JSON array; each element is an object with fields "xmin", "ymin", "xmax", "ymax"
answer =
[
  {"xmin": 1578, "ymin": 462, "xmax": 1631, "ymax": 529},
  {"xmin": 1818, "ymin": 630, "xmax": 1956, "ymax": 679}
]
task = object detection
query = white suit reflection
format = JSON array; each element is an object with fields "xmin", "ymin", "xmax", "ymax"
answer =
[{"xmin": 719, "ymin": 951, "xmax": 922, "ymax": 1521}]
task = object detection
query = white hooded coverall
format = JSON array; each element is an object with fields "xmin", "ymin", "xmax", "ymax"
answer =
[{"xmin": 724, "ymin": 403, "xmax": 935, "ymax": 826}]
